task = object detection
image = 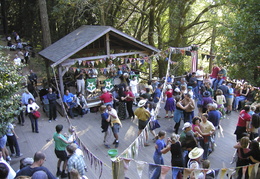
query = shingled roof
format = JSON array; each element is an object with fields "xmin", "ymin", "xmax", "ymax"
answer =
[{"xmin": 39, "ymin": 25, "xmax": 160, "ymax": 67}]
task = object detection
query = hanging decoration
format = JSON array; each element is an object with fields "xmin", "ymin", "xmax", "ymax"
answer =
[{"xmin": 86, "ymin": 78, "xmax": 97, "ymax": 92}]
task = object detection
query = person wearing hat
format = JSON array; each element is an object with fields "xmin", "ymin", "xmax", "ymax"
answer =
[
  {"xmin": 202, "ymin": 91, "xmax": 213, "ymax": 113},
  {"xmin": 164, "ymin": 85, "xmax": 175, "ymax": 118},
  {"xmin": 151, "ymin": 77, "xmax": 159, "ymax": 91},
  {"xmin": 187, "ymin": 147, "xmax": 204, "ymax": 172},
  {"xmin": 179, "ymin": 122, "xmax": 194, "ymax": 165},
  {"xmin": 187, "ymin": 86, "xmax": 194, "ymax": 99},
  {"xmin": 134, "ymin": 100, "xmax": 151, "ymax": 146}
]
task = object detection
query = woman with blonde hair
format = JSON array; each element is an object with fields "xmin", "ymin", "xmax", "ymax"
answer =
[{"xmin": 161, "ymin": 133, "xmax": 184, "ymax": 178}]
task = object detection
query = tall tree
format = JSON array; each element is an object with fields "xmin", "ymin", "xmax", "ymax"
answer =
[
  {"xmin": 38, "ymin": 0, "xmax": 52, "ymax": 85},
  {"xmin": 216, "ymin": 0, "xmax": 260, "ymax": 86}
]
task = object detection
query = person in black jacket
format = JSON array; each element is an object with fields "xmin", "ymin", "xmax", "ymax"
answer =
[{"xmin": 46, "ymin": 87, "xmax": 57, "ymax": 122}]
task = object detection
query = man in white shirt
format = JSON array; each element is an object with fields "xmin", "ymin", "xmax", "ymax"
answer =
[
  {"xmin": 129, "ymin": 76, "xmax": 138, "ymax": 105},
  {"xmin": 195, "ymin": 66, "xmax": 204, "ymax": 99}
]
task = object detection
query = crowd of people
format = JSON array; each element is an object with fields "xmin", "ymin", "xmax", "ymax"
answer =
[{"xmin": 1, "ymin": 54, "xmax": 260, "ymax": 179}]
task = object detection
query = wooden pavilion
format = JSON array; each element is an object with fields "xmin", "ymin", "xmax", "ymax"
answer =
[{"xmin": 39, "ymin": 25, "xmax": 160, "ymax": 97}]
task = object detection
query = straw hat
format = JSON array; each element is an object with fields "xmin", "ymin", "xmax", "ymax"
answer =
[
  {"xmin": 138, "ymin": 100, "xmax": 146, "ymax": 107},
  {"xmin": 188, "ymin": 147, "xmax": 204, "ymax": 159}
]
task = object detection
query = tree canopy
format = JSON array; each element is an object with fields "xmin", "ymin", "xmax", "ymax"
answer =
[{"xmin": 0, "ymin": 0, "xmax": 259, "ymax": 85}]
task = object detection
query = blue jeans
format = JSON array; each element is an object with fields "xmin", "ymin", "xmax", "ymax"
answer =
[
  {"xmin": 67, "ymin": 102, "xmax": 76, "ymax": 118},
  {"xmin": 29, "ymin": 113, "xmax": 38, "ymax": 132},
  {"xmin": 151, "ymin": 153, "xmax": 164, "ymax": 179},
  {"xmin": 183, "ymin": 111, "xmax": 192, "ymax": 123},
  {"xmin": 200, "ymin": 136, "xmax": 210, "ymax": 160},
  {"xmin": 234, "ymin": 96, "xmax": 246, "ymax": 109}
]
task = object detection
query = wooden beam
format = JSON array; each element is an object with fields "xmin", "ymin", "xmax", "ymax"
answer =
[
  {"xmin": 60, "ymin": 51, "xmax": 148, "ymax": 67},
  {"xmin": 106, "ymin": 33, "xmax": 110, "ymax": 56}
]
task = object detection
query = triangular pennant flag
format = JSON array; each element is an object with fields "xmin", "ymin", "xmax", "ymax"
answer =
[
  {"xmin": 91, "ymin": 61, "xmax": 95, "ymax": 66},
  {"xmin": 214, "ymin": 169, "xmax": 220, "ymax": 178},
  {"xmin": 201, "ymin": 54, "xmax": 206, "ymax": 60},
  {"xmin": 123, "ymin": 159, "xmax": 131, "ymax": 171},
  {"xmin": 254, "ymin": 163, "xmax": 259, "ymax": 178},
  {"xmin": 99, "ymin": 59, "xmax": 103, "ymax": 63},
  {"xmin": 226, "ymin": 168, "xmax": 234, "ymax": 179},
  {"xmin": 104, "ymin": 78, "xmax": 113, "ymax": 91},
  {"xmin": 248, "ymin": 164, "xmax": 254, "ymax": 178},
  {"xmin": 220, "ymin": 168, "xmax": 227, "ymax": 179},
  {"xmin": 95, "ymin": 60, "xmax": 99, "ymax": 65},
  {"xmin": 180, "ymin": 50, "xmax": 185, "ymax": 55},
  {"xmin": 86, "ymin": 78, "xmax": 97, "ymax": 92},
  {"xmin": 242, "ymin": 165, "xmax": 248, "ymax": 179},
  {"xmin": 129, "ymin": 58, "xmax": 132, "ymax": 63},
  {"xmin": 72, "ymin": 67, "xmax": 77, "ymax": 72},
  {"xmin": 82, "ymin": 61, "xmax": 86, "ymax": 66},
  {"xmin": 183, "ymin": 168, "xmax": 193, "ymax": 179},
  {"xmin": 185, "ymin": 51, "xmax": 191, "ymax": 56},
  {"xmin": 172, "ymin": 167, "xmax": 180, "ymax": 179},
  {"xmin": 193, "ymin": 169, "xmax": 202, "ymax": 179},
  {"xmin": 78, "ymin": 60, "xmax": 82, "ymax": 65},
  {"xmin": 136, "ymin": 161, "xmax": 145, "ymax": 179},
  {"xmin": 160, "ymin": 165, "xmax": 171, "ymax": 179},
  {"xmin": 206, "ymin": 55, "xmax": 211, "ymax": 60}
]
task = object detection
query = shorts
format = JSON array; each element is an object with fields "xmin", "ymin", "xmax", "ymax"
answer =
[
  {"xmin": 0, "ymin": 135, "xmax": 7, "ymax": 149},
  {"xmin": 112, "ymin": 123, "xmax": 120, "ymax": 134},
  {"xmin": 55, "ymin": 149, "xmax": 67, "ymax": 161},
  {"xmin": 227, "ymin": 98, "xmax": 234, "ymax": 106},
  {"xmin": 138, "ymin": 120, "xmax": 149, "ymax": 130}
]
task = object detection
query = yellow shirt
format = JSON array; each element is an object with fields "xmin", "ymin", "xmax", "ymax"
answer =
[{"xmin": 134, "ymin": 107, "xmax": 151, "ymax": 121}]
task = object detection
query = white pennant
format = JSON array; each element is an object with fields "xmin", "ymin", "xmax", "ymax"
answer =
[{"xmin": 136, "ymin": 161, "xmax": 145, "ymax": 179}]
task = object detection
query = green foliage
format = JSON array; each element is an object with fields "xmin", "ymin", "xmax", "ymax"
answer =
[
  {"xmin": 216, "ymin": 0, "xmax": 260, "ymax": 86},
  {"xmin": 0, "ymin": 54, "xmax": 24, "ymax": 135}
]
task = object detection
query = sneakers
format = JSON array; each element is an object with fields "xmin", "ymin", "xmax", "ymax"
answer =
[
  {"xmin": 61, "ymin": 172, "xmax": 68, "ymax": 178},
  {"xmin": 104, "ymin": 144, "xmax": 110, "ymax": 149},
  {"xmin": 49, "ymin": 120, "xmax": 52, "ymax": 123},
  {"xmin": 56, "ymin": 170, "xmax": 61, "ymax": 177},
  {"xmin": 113, "ymin": 139, "xmax": 116, "ymax": 144},
  {"xmin": 11, "ymin": 153, "xmax": 15, "ymax": 157},
  {"xmin": 115, "ymin": 141, "xmax": 119, "ymax": 148},
  {"xmin": 15, "ymin": 153, "xmax": 23, "ymax": 158},
  {"xmin": 6, "ymin": 156, "xmax": 11, "ymax": 162}
]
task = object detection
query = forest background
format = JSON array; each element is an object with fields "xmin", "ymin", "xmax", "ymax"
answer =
[{"xmin": 0, "ymin": 0, "xmax": 259, "ymax": 86}]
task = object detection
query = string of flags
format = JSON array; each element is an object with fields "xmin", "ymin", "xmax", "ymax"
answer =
[{"xmin": 113, "ymin": 158, "xmax": 260, "ymax": 179}]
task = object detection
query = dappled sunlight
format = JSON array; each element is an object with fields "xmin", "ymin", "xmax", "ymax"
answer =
[
  {"xmin": 124, "ymin": 125, "xmax": 138, "ymax": 141},
  {"xmin": 76, "ymin": 126, "xmax": 92, "ymax": 137},
  {"xmin": 41, "ymin": 139, "xmax": 53, "ymax": 151}
]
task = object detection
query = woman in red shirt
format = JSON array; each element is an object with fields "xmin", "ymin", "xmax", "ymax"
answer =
[{"xmin": 164, "ymin": 85, "xmax": 176, "ymax": 118}]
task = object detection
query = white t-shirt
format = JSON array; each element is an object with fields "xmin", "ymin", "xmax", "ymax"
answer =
[
  {"xmin": 196, "ymin": 70, "xmax": 204, "ymax": 81},
  {"xmin": 130, "ymin": 80, "xmax": 138, "ymax": 94},
  {"xmin": 0, "ymin": 159, "xmax": 16, "ymax": 179}
]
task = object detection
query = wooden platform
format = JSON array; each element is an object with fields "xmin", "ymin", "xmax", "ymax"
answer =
[{"xmin": 10, "ymin": 101, "xmax": 240, "ymax": 179}]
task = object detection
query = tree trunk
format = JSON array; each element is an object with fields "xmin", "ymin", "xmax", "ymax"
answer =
[
  {"xmin": 0, "ymin": 0, "xmax": 8, "ymax": 35},
  {"xmin": 38, "ymin": 0, "xmax": 51, "ymax": 85},
  {"xmin": 209, "ymin": 25, "xmax": 216, "ymax": 72}
]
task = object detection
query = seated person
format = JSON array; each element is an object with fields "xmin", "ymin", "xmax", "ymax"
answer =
[
  {"xmin": 63, "ymin": 90, "xmax": 76, "ymax": 118},
  {"xmin": 76, "ymin": 93, "xmax": 89, "ymax": 117}
]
